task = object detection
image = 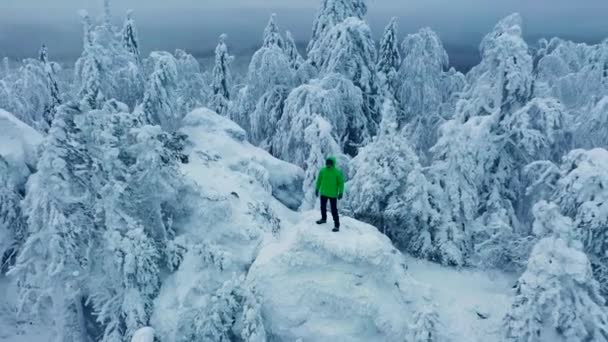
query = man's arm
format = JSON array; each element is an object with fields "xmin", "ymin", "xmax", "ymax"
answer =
[
  {"xmin": 337, "ymin": 170, "xmax": 345, "ymax": 198},
  {"xmin": 315, "ymin": 169, "xmax": 323, "ymax": 193}
]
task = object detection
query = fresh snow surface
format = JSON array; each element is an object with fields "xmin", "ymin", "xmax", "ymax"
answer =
[
  {"xmin": 405, "ymin": 257, "xmax": 516, "ymax": 341},
  {"xmin": 248, "ymin": 211, "xmax": 422, "ymax": 341},
  {"xmin": 0, "ymin": 109, "xmax": 43, "ymax": 187}
]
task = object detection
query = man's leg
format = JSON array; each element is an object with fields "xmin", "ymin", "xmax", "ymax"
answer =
[
  {"xmin": 317, "ymin": 196, "xmax": 328, "ymax": 224},
  {"xmin": 330, "ymin": 197, "xmax": 339, "ymax": 230}
]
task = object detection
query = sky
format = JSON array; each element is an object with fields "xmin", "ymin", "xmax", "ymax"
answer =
[{"xmin": 1, "ymin": 0, "xmax": 607, "ymax": 70}]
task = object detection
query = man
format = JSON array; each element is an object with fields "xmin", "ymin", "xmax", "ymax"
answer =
[{"xmin": 315, "ymin": 156, "xmax": 344, "ymax": 232}]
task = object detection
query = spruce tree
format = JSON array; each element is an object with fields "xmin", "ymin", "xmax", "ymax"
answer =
[
  {"xmin": 210, "ymin": 34, "xmax": 232, "ymax": 115},
  {"xmin": 377, "ymin": 17, "xmax": 401, "ymax": 94}
]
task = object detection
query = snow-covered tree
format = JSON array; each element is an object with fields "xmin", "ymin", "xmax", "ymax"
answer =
[
  {"xmin": 273, "ymin": 74, "xmax": 365, "ymax": 165},
  {"xmin": 0, "ymin": 158, "xmax": 26, "ymax": 273},
  {"xmin": 398, "ymin": 28, "xmax": 465, "ymax": 156},
  {"xmin": 308, "ymin": 17, "xmax": 380, "ymax": 129},
  {"xmin": 9, "ymin": 103, "xmax": 93, "ymax": 341},
  {"xmin": 141, "ymin": 51, "xmax": 179, "ymax": 130},
  {"xmin": 262, "ymin": 13, "xmax": 284, "ymax": 49},
  {"xmin": 284, "ymin": 31, "xmax": 304, "ymax": 70},
  {"xmin": 308, "ymin": 0, "xmax": 367, "ymax": 57},
  {"xmin": 541, "ymin": 149, "xmax": 608, "ymax": 298},
  {"xmin": 179, "ymin": 277, "xmax": 266, "ymax": 341},
  {"xmin": 74, "ymin": 6, "xmax": 144, "ymax": 110},
  {"xmin": 346, "ymin": 98, "xmax": 419, "ymax": 229},
  {"xmin": 233, "ymin": 14, "xmax": 294, "ymax": 141},
  {"xmin": 122, "ymin": 10, "xmax": 141, "ymax": 64},
  {"xmin": 408, "ymin": 304, "xmax": 442, "ymax": 342},
  {"xmin": 209, "ymin": 34, "xmax": 233, "ymax": 115},
  {"xmin": 504, "ymin": 201, "xmax": 608, "ymax": 342},
  {"xmin": 174, "ymin": 49, "xmax": 210, "ymax": 117},
  {"xmin": 425, "ymin": 14, "xmax": 569, "ymax": 267},
  {"xmin": 377, "ymin": 17, "xmax": 401, "ymax": 94},
  {"xmin": 38, "ymin": 44, "xmax": 62, "ymax": 129}
]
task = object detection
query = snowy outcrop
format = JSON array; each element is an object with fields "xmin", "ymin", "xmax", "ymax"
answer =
[
  {"xmin": 248, "ymin": 211, "xmax": 430, "ymax": 341},
  {"xmin": 181, "ymin": 108, "xmax": 304, "ymax": 210},
  {"xmin": 151, "ymin": 108, "xmax": 301, "ymax": 341},
  {"xmin": 0, "ymin": 109, "xmax": 43, "ymax": 188}
]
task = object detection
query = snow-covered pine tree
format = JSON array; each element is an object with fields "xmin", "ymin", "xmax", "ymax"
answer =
[
  {"xmin": 398, "ymin": 28, "xmax": 464, "ymax": 157},
  {"xmin": 546, "ymin": 149, "xmax": 608, "ymax": 298},
  {"xmin": 346, "ymin": 98, "xmax": 420, "ymax": 234},
  {"xmin": 427, "ymin": 14, "xmax": 567, "ymax": 268},
  {"xmin": 75, "ymin": 5, "xmax": 144, "ymax": 110},
  {"xmin": 408, "ymin": 304, "xmax": 442, "ymax": 342},
  {"xmin": 38, "ymin": 44, "xmax": 62, "ymax": 130},
  {"xmin": 504, "ymin": 201, "xmax": 608, "ymax": 342},
  {"xmin": 0, "ymin": 158, "xmax": 26, "ymax": 273},
  {"xmin": 308, "ymin": 17, "xmax": 380, "ymax": 135},
  {"xmin": 174, "ymin": 49, "xmax": 211, "ymax": 117},
  {"xmin": 122, "ymin": 10, "xmax": 141, "ymax": 64},
  {"xmin": 308, "ymin": 0, "xmax": 367, "ymax": 59},
  {"xmin": 141, "ymin": 51, "xmax": 179, "ymax": 130},
  {"xmin": 9, "ymin": 103, "xmax": 93, "ymax": 341},
  {"xmin": 234, "ymin": 14, "xmax": 294, "ymax": 143},
  {"xmin": 377, "ymin": 17, "xmax": 401, "ymax": 95},
  {"xmin": 272, "ymin": 74, "xmax": 363, "ymax": 167},
  {"xmin": 284, "ymin": 31, "xmax": 304, "ymax": 71},
  {"xmin": 262, "ymin": 13, "xmax": 284, "ymax": 49},
  {"xmin": 209, "ymin": 34, "xmax": 232, "ymax": 116}
]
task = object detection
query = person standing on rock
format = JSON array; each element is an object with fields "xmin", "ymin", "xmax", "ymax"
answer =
[{"xmin": 315, "ymin": 156, "xmax": 344, "ymax": 232}]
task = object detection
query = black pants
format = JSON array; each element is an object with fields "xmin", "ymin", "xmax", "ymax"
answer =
[{"xmin": 320, "ymin": 195, "xmax": 340, "ymax": 228}]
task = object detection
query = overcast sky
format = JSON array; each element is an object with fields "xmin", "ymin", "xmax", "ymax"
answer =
[{"xmin": 1, "ymin": 0, "xmax": 607, "ymax": 70}]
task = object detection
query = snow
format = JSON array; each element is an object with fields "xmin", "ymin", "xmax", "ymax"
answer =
[
  {"xmin": 406, "ymin": 257, "xmax": 516, "ymax": 341},
  {"xmin": 248, "ymin": 211, "xmax": 420, "ymax": 341},
  {"xmin": 181, "ymin": 108, "xmax": 304, "ymax": 210},
  {"xmin": 0, "ymin": 109, "xmax": 43, "ymax": 188},
  {"xmin": 131, "ymin": 327, "xmax": 155, "ymax": 342}
]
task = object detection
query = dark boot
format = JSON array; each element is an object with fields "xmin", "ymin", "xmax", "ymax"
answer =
[
  {"xmin": 316, "ymin": 219, "xmax": 327, "ymax": 224},
  {"xmin": 332, "ymin": 227, "xmax": 340, "ymax": 232}
]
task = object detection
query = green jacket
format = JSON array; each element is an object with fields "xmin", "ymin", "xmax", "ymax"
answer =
[{"xmin": 315, "ymin": 157, "xmax": 345, "ymax": 199}]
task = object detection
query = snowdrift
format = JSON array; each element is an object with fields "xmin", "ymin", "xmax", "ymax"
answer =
[
  {"xmin": 0, "ymin": 109, "xmax": 43, "ymax": 188},
  {"xmin": 248, "ymin": 211, "xmax": 425, "ymax": 341}
]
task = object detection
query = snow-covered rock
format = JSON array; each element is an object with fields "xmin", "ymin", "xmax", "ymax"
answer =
[
  {"xmin": 0, "ymin": 109, "xmax": 43, "ymax": 188},
  {"xmin": 182, "ymin": 108, "xmax": 304, "ymax": 210},
  {"xmin": 152, "ymin": 108, "xmax": 303, "ymax": 341},
  {"xmin": 131, "ymin": 327, "xmax": 155, "ymax": 342},
  {"xmin": 248, "ymin": 211, "xmax": 424, "ymax": 341}
]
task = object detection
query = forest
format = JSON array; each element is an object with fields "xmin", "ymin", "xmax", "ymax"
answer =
[{"xmin": 1, "ymin": 0, "xmax": 608, "ymax": 341}]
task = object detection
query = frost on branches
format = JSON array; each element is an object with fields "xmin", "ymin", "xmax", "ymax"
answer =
[{"xmin": 504, "ymin": 201, "xmax": 608, "ymax": 342}]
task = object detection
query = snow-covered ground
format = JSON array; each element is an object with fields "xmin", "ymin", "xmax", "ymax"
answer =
[{"xmin": 1, "ymin": 108, "xmax": 516, "ymax": 341}]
